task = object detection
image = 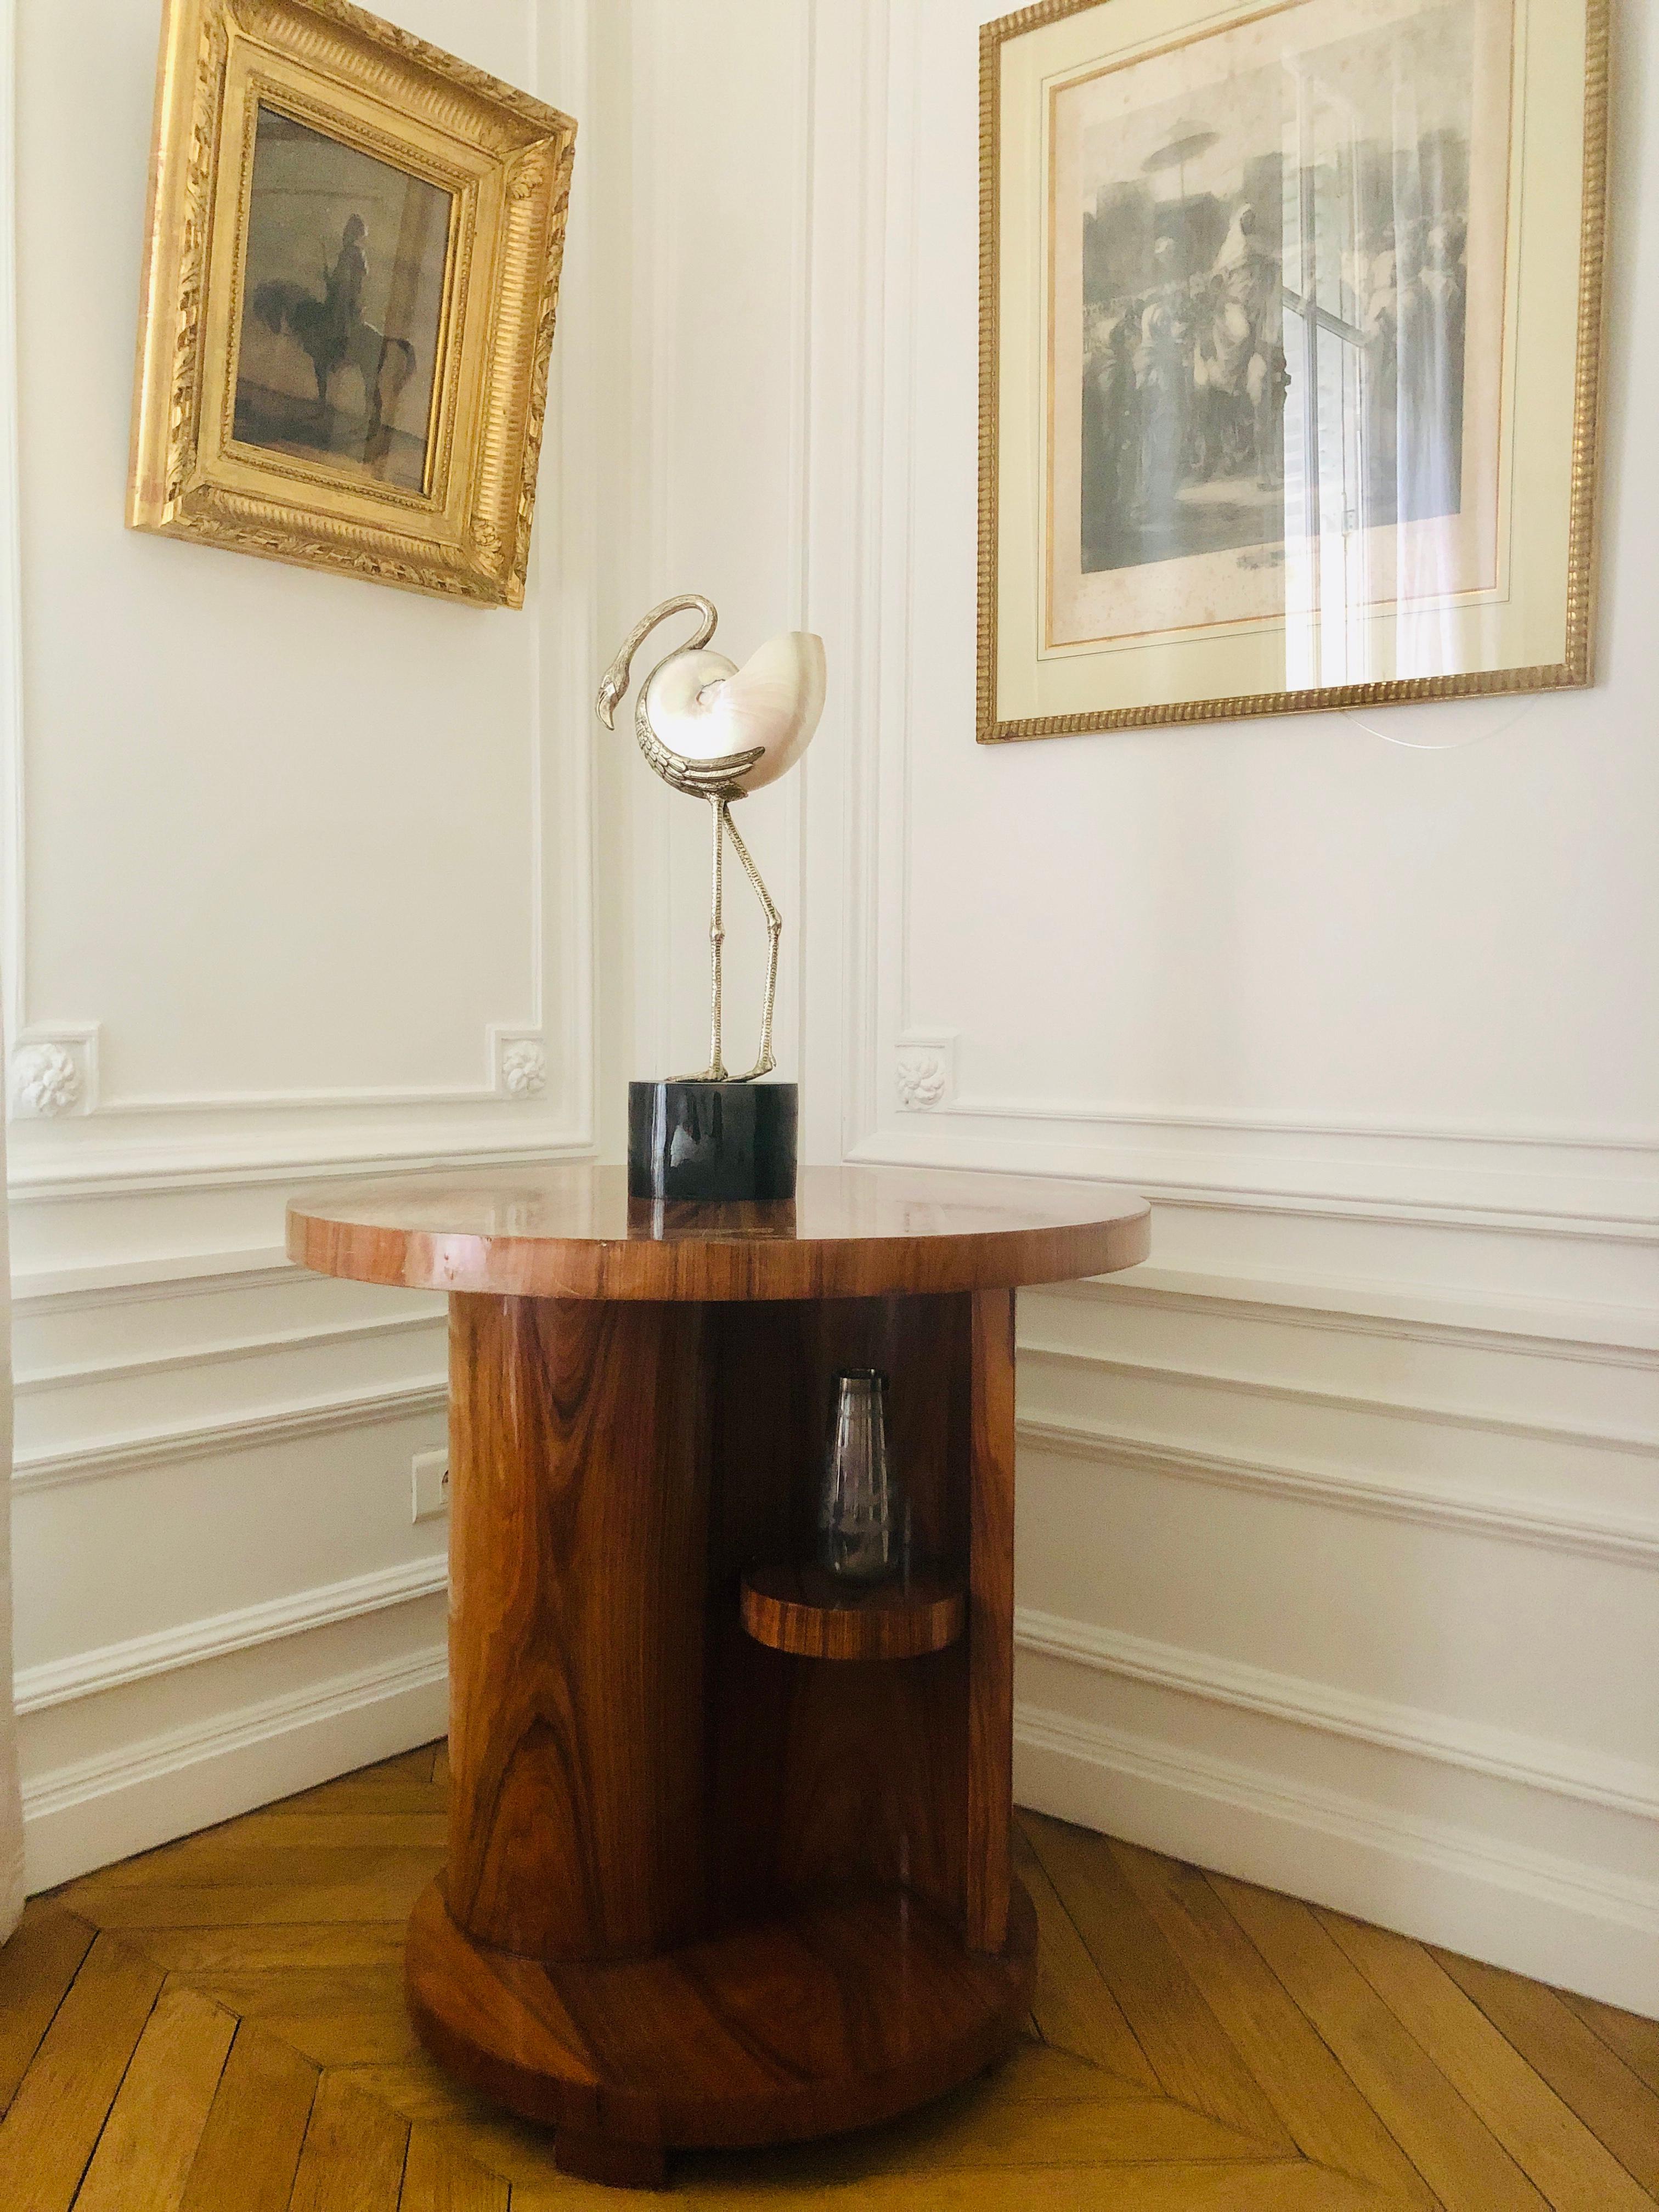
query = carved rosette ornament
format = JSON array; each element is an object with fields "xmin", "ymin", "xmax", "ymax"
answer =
[
  {"xmin": 13, "ymin": 1042, "xmax": 83, "ymax": 1117},
  {"xmin": 895, "ymin": 1048, "xmax": 946, "ymax": 1111},
  {"xmin": 501, "ymin": 1040, "xmax": 547, "ymax": 1097}
]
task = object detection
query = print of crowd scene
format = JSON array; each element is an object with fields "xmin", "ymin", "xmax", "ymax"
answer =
[{"xmin": 1080, "ymin": 129, "xmax": 1470, "ymax": 575}]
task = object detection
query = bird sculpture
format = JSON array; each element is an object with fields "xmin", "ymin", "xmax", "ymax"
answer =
[{"xmin": 597, "ymin": 595, "xmax": 826, "ymax": 1084}]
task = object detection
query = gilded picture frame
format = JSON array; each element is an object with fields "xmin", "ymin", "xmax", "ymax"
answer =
[
  {"xmin": 978, "ymin": 0, "xmax": 1609, "ymax": 740},
  {"xmin": 127, "ymin": 0, "xmax": 577, "ymax": 608}
]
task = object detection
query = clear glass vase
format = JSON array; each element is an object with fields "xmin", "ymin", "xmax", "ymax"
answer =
[{"xmin": 817, "ymin": 1369, "xmax": 904, "ymax": 1584}]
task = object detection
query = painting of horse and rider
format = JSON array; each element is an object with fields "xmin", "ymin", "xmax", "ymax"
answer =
[{"xmin": 234, "ymin": 105, "xmax": 452, "ymax": 493}]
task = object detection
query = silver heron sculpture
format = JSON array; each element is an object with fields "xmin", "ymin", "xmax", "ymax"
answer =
[{"xmin": 597, "ymin": 595, "xmax": 826, "ymax": 1084}]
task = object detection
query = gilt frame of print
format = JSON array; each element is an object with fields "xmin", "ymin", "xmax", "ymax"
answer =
[
  {"xmin": 128, "ymin": 0, "xmax": 577, "ymax": 607},
  {"xmin": 978, "ymin": 0, "xmax": 1609, "ymax": 739}
]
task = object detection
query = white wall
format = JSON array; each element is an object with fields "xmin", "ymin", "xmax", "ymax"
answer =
[
  {"xmin": 623, "ymin": 0, "xmax": 1659, "ymax": 2014},
  {"xmin": 7, "ymin": 0, "xmax": 1654, "ymax": 2022},
  {"xmin": 3, "ymin": 0, "xmax": 603, "ymax": 1884}
]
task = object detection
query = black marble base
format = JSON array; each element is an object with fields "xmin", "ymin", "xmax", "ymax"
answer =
[{"xmin": 628, "ymin": 1080, "xmax": 799, "ymax": 1202}]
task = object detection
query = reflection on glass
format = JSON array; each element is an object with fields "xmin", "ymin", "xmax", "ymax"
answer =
[{"xmin": 1068, "ymin": 0, "xmax": 1497, "ymax": 686}]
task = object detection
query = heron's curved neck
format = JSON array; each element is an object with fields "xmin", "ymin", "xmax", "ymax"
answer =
[{"xmin": 602, "ymin": 594, "xmax": 718, "ymax": 709}]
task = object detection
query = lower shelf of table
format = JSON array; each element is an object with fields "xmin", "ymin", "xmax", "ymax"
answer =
[{"xmin": 404, "ymin": 1872, "xmax": 1037, "ymax": 2180}]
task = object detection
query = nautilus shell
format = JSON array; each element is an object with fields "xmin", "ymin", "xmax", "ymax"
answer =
[{"xmin": 642, "ymin": 633, "xmax": 826, "ymax": 793}]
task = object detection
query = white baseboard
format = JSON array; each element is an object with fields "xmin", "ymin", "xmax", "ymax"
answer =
[
  {"xmin": 1015, "ymin": 1607, "xmax": 1659, "ymax": 1821},
  {"xmin": 23, "ymin": 1644, "xmax": 448, "ymax": 1891},
  {"xmin": 1015, "ymin": 1700, "xmax": 1659, "ymax": 2021}
]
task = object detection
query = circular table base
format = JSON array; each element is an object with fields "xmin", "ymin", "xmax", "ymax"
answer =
[{"xmin": 405, "ymin": 1876, "xmax": 1038, "ymax": 2189}]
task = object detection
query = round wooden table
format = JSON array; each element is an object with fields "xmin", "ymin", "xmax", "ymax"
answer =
[{"xmin": 288, "ymin": 1164, "xmax": 1149, "ymax": 2188}]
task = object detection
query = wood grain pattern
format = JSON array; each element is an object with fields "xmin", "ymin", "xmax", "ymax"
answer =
[
  {"xmin": 32, "ymin": 1741, "xmax": 1659, "ymax": 2207},
  {"xmin": 404, "ymin": 1876, "xmax": 1037, "ymax": 2153},
  {"xmin": 0, "ymin": 1928, "xmax": 165, "ymax": 2212},
  {"xmin": 1215, "ymin": 1872, "xmax": 1555, "ymax": 2211},
  {"xmin": 445, "ymin": 1294, "xmax": 709, "ymax": 1962},
  {"xmin": 1024, "ymin": 1819, "xmax": 1297, "ymax": 2155},
  {"xmin": 72, "ymin": 1982, "xmax": 236, "ymax": 2212},
  {"xmin": 286, "ymin": 1173, "xmax": 1147, "ymax": 2169},
  {"xmin": 289, "ymin": 2072, "xmax": 410, "ymax": 2212},
  {"xmin": 1317, "ymin": 1906, "xmax": 1656, "ymax": 2212},
  {"xmin": 0, "ymin": 1904, "xmax": 95, "ymax": 2113},
  {"xmin": 1434, "ymin": 1949, "xmax": 1659, "ymax": 2198},
  {"xmin": 287, "ymin": 1162, "xmax": 1149, "ymax": 1300},
  {"xmin": 740, "ymin": 1563, "xmax": 964, "ymax": 1660},
  {"xmin": 966, "ymin": 1285, "xmax": 1017, "ymax": 1954},
  {"xmin": 701, "ymin": 1295, "xmax": 972, "ymax": 1929},
  {"xmin": 177, "ymin": 2021, "xmax": 319, "ymax": 2212}
]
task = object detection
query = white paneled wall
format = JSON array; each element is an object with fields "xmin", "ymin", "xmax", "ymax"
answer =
[
  {"xmin": 622, "ymin": 0, "xmax": 1659, "ymax": 2015},
  {"xmin": 3, "ymin": 0, "xmax": 601, "ymax": 1885},
  {"xmin": 7, "ymin": 0, "xmax": 1655, "ymax": 2025}
]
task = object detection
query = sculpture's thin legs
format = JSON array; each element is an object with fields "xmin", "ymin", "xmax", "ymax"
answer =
[
  {"xmin": 721, "ymin": 806, "xmax": 781, "ymax": 1082},
  {"xmin": 675, "ymin": 795, "xmax": 730, "ymax": 1081},
  {"xmin": 704, "ymin": 796, "xmax": 729, "ymax": 1082}
]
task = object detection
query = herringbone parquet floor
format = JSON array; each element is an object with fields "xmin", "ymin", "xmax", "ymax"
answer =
[{"xmin": 0, "ymin": 1741, "xmax": 1653, "ymax": 2208}]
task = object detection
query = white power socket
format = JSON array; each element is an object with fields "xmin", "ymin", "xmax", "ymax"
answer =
[{"xmin": 411, "ymin": 1448, "xmax": 450, "ymax": 1523}]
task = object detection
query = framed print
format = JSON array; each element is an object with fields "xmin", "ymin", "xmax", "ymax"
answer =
[
  {"xmin": 128, "ymin": 0, "xmax": 577, "ymax": 607},
  {"xmin": 978, "ymin": 0, "xmax": 1609, "ymax": 737}
]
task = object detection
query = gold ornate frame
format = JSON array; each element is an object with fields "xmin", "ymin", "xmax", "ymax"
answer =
[
  {"xmin": 977, "ymin": 0, "xmax": 1610, "ymax": 740},
  {"xmin": 128, "ymin": 0, "xmax": 577, "ymax": 607}
]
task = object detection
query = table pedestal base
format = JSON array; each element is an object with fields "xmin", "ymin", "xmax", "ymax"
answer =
[{"xmin": 405, "ymin": 1875, "xmax": 1037, "ymax": 2187}]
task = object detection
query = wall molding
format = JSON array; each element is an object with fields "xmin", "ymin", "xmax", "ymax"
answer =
[
  {"xmin": 13, "ymin": 1378, "xmax": 447, "ymax": 1494},
  {"xmin": 1045, "ymin": 1267, "xmax": 1659, "ymax": 1369},
  {"xmin": 15, "ymin": 1307, "xmax": 444, "ymax": 1398},
  {"xmin": 12, "ymin": 1246, "xmax": 297, "ymax": 1313},
  {"xmin": 15, "ymin": 1554, "xmax": 447, "ymax": 1716},
  {"xmin": 6, "ymin": 1131, "xmax": 594, "ymax": 1205},
  {"xmin": 1019, "ymin": 1340, "xmax": 1659, "ymax": 1459},
  {"xmin": 1015, "ymin": 1607, "xmax": 1659, "ymax": 1822},
  {"xmin": 1017, "ymin": 1414, "xmax": 1659, "ymax": 1570},
  {"xmin": 932, "ymin": 1098, "xmax": 1659, "ymax": 1157},
  {"xmin": 847, "ymin": 1130, "xmax": 1659, "ymax": 1245},
  {"xmin": 1013, "ymin": 1700, "xmax": 1659, "ymax": 2016},
  {"xmin": 22, "ymin": 1643, "xmax": 448, "ymax": 1891}
]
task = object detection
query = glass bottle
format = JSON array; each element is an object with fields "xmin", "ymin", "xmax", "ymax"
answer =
[{"xmin": 817, "ymin": 1369, "xmax": 904, "ymax": 1583}]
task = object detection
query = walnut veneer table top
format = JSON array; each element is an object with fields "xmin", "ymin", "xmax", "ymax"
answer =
[{"xmin": 286, "ymin": 1162, "xmax": 1150, "ymax": 1301}]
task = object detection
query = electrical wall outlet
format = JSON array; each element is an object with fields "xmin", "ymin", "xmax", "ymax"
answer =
[{"xmin": 411, "ymin": 1448, "xmax": 450, "ymax": 1523}]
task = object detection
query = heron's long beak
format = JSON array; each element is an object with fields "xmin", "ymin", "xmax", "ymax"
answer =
[{"xmin": 595, "ymin": 658, "xmax": 628, "ymax": 729}]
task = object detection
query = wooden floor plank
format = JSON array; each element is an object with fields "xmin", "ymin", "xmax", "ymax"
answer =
[
  {"xmin": 398, "ymin": 2123, "xmax": 509, "ymax": 2212},
  {"xmin": 718, "ymin": 2080, "xmax": 1288, "ymax": 2181},
  {"xmin": 88, "ymin": 1843, "xmax": 443, "ymax": 1892},
  {"xmin": 1433, "ymin": 1948, "xmax": 1659, "ymax": 2199},
  {"xmin": 1215, "ymin": 1874, "xmax": 1550, "ymax": 2212},
  {"xmin": 111, "ymin": 1813, "xmax": 449, "ymax": 1858},
  {"xmin": 178, "ymin": 2021, "xmax": 319, "ymax": 2212},
  {"xmin": 18, "ymin": 1736, "xmax": 1653, "ymax": 2212},
  {"xmin": 65, "ymin": 1870, "xmax": 435, "ymax": 1929},
  {"xmin": 336, "ymin": 2063, "xmax": 501, "ymax": 2129},
  {"xmin": 1321, "ymin": 1908, "xmax": 1656, "ymax": 2212},
  {"xmin": 131, "ymin": 1924, "xmax": 409, "ymax": 1975},
  {"xmin": 1012, "ymin": 1820, "xmax": 1160, "ymax": 2087},
  {"xmin": 1023, "ymin": 1814, "xmax": 1297, "ymax": 2152},
  {"xmin": 1110, "ymin": 1843, "xmax": 1437, "ymax": 2207},
  {"xmin": 289, "ymin": 2071, "xmax": 410, "ymax": 2212},
  {"xmin": 0, "ymin": 1904, "xmax": 95, "ymax": 2114},
  {"xmin": 668, "ymin": 2160, "xmax": 1406, "ymax": 2210},
  {"xmin": 0, "ymin": 1928, "xmax": 165, "ymax": 2212},
  {"xmin": 74, "ymin": 1981, "xmax": 236, "ymax": 2212},
  {"xmin": 1560, "ymin": 1990, "xmax": 1659, "ymax": 2102}
]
